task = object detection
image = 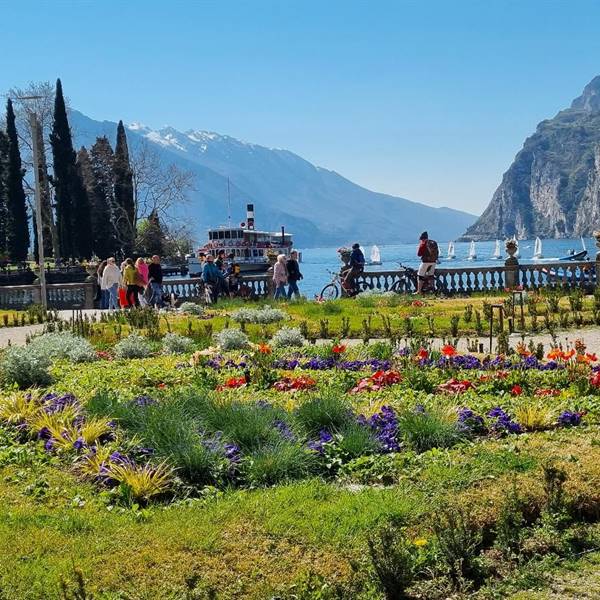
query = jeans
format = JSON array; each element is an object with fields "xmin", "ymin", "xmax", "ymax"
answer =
[
  {"xmin": 150, "ymin": 282, "xmax": 163, "ymax": 307},
  {"xmin": 100, "ymin": 289, "xmax": 109, "ymax": 309},
  {"xmin": 108, "ymin": 284, "xmax": 119, "ymax": 310},
  {"xmin": 274, "ymin": 283, "xmax": 287, "ymax": 299},
  {"xmin": 287, "ymin": 280, "xmax": 300, "ymax": 299}
]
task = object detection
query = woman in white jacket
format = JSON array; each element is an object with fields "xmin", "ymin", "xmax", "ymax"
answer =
[
  {"xmin": 272, "ymin": 254, "xmax": 288, "ymax": 300},
  {"xmin": 101, "ymin": 257, "xmax": 122, "ymax": 310}
]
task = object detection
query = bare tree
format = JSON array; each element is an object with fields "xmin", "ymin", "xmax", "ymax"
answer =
[{"xmin": 129, "ymin": 139, "xmax": 195, "ymax": 227}]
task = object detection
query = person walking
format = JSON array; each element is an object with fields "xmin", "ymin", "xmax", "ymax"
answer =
[
  {"xmin": 97, "ymin": 260, "xmax": 108, "ymax": 309},
  {"xmin": 122, "ymin": 259, "xmax": 140, "ymax": 307},
  {"xmin": 286, "ymin": 250, "xmax": 303, "ymax": 299},
  {"xmin": 273, "ymin": 254, "xmax": 288, "ymax": 299},
  {"xmin": 135, "ymin": 257, "xmax": 149, "ymax": 306},
  {"xmin": 148, "ymin": 255, "xmax": 164, "ymax": 308},
  {"xmin": 415, "ymin": 231, "xmax": 439, "ymax": 294},
  {"xmin": 343, "ymin": 243, "xmax": 365, "ymax": 296},
  {"xmin": 101, "ymin": 257, "xmax": 122, "ymax": 310},
  {"xmin": 201, "ymin": 254, "xmax": 225, "ymax": 303}
]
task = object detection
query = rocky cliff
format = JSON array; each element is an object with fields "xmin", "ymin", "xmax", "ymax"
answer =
[{"xmin": 461, "ymin": 76, "xmax": 600, "ymax": 241}]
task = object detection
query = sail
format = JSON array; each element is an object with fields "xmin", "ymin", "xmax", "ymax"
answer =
[
  {"xmin": 468, "ymin": 240, "xmax": 477, "ymax": 260},
  {"xmin": 370, "ymin": 245, "xmax": 381, "ymax": 263},
  {"xmin": 447, "ymin": 241, "xmax": 455, "ymax": 259},
  {"xmin": 533, "ymin": 237, "xmax": 543, "ymax": 259},
  {"xmin": 492, "ymin": 239, "xmax": 501, "ymax": 259}
]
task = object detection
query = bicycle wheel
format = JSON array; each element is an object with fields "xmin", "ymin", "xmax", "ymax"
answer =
[
  {"xmin": 320, "ymin": 283, "xmax": 339, "ymax": 300},
  {"xmin": 390, "ymin": 278, "xmax": 409, "ymax": 294}
]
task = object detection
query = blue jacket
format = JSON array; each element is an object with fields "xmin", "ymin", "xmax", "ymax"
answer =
[
  {"xmin": 350, "ymin": 248, "xmax": 365, "ymax": 268},
  {"xmin": 201, "ymin": 262, "xmax": 225, "ymax": 284}
]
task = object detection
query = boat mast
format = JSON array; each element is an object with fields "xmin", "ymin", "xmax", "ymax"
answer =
[{"xmin": 227, "ymin": 178, "xmax": 232, "ymax": 229}]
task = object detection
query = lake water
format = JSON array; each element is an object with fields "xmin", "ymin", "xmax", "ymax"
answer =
[{"xmin": 293, "ymin": 238, "xmax": 596, "ymax": 297}]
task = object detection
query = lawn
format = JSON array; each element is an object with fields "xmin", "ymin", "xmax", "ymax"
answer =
[{"xmin": 1, "ymin": 299, "xmax": 600, "ymax": 599}]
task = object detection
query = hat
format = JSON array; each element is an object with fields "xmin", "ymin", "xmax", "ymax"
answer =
[
  {"xmin": 352, "ymin": 243, "xmax": 360, "ymax": 249},
  {"xmin": 419, "ymin": 231, "xmax": 428, "ymax": 240}
]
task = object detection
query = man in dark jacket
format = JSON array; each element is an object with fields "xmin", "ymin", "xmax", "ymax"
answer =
[
  {"xmin": 286, "ymin": 250, "xmax": 303, "ymax": 299},
  {"xmin": 201, "ymin": 255, "xmax": 226, "ymax": 303},
  {"xmin": 343, "ymin": 243, "xmax": 365, "ymax": 295},
  {"xmin": 148, "ymin": 255, "xmax": 164, "ymax": 307}
]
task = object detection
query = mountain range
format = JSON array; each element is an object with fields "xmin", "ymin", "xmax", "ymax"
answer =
[
  {"xmin": 462, "ymin": 76, "xmax": 600, "ymax": 241},
  {"xmin": 69, "ymin": 110, "xmax": 476, "ymax": 248}
]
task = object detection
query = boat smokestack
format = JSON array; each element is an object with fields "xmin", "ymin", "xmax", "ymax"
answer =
[
  {"xmin": 246, "ymin": 204, "xmax": 255, "ymax": 230},
  {"xmin": 281, "ymin": 226, "xmax": 285, "ymax": 245}
]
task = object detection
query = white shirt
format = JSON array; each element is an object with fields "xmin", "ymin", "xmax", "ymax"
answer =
[{"xmin": 101, "ymin": 264, "xmax": 122, "ymax": 289}]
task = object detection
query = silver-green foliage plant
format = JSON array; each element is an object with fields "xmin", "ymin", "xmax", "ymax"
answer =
[
  {"xmin": 162, "ymin": 333, "xmax": 194, "ymax": 355},
  {"xmin": 215, "ymin": 328, "xmax": 249, "ymax": 351},
  {"xmin": 0, "ymin": 346, "xmax": 52, "ymax": 388},
  {"xmin": 231, "ymin": 305, "xmax": 286, "ymax": 325},
  {"xmin": 30, "ymin": 331, "xmax": 97, "ymax": 363},
  {"xmin": 179, "ymin": 302, "xmax": 204, "ymax": 316},
  {"xmin": 271, "ymin": 326, "xmax": 306, "ymax": 348},
  {"xmin": 114, "ymin": 333, "xmax": 152, "ymax": 359}
]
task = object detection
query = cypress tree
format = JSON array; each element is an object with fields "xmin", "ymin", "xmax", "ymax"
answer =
[
  {"xmin": 5, "ymin": 99, "xmax": 30, "ymax": 263},
  {"xmin": 114, "ymin": 120, "xmax": 135, "ymax": 256},
  {"xmin": 78, "ymin": 142, "xmax": 117, "ymax": 258},
  {"xmin": 50, "ymin": 79, "xmax": 92, "ymax": 259},
  {"xmin": 0, "ymin": 131, "xmax": 8, "ymax": 259}
]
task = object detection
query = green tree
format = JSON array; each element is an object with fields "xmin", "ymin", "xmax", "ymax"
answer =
[
  {"xmin": 50, "ymin": 78, "xmax": 92, "ymax": 259},
  {"xmin": 0, "ymin": 131, "xmax": 8, "ymax": 259},
  {"xmin": 114, "ymin": 120, "xmax": 135, "ymax": 256},
  {"xmin": 136, "ymin": 209, "xmax": 165, "ymax": 257},
  {"xmin": 78, "ymin": 141, "xmax": 117, "ymax": 258},
  {"xmin": 5, "ymin": 99, "xmax": 30, "ymax": 263}
]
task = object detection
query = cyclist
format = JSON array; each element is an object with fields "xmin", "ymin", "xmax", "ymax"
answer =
[
  {"xmin": 343, "ymin": 243, "xmax": 365, "ymax": 296},
  {"xmin": 201, "ymin": 255, "xmax": 225, "ymax": 303}
]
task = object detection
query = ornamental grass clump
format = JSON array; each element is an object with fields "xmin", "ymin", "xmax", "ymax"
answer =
[
  {"xmin": 179, "ymin": 302, "xmax": 204, "ymax": 316},
  {"xmin": 294, "ymin": 389, "xmax": 353, "ymax": 436},
  {"xmin": 114, "ymin": 333, "xmax": 152, "ymax": 359},
  {"xmin": 214, "ymin": 328, "xmax": 249, "ymax": 351},
  {"xmin": 270, "ymin": 326, "xmax": 306, "ymax": 348},
  {"xmin": 107, "ymin": 460, "xmax": 172, "ymax": 503},
  {"xmin": 398, "ymin": 407, "xmax": 464, "ymax": 453},
  {"xmin": 162, "ymin": 332, "xmax": 194, "ymax": 355}
]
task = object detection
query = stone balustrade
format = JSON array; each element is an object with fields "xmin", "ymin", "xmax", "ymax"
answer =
[{"xmin": 0, "ymin": 282, "xmax": 96, "ymax": 310}]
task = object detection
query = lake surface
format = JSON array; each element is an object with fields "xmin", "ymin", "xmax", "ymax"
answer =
[{"xmin": 293, "ymin": 238, "xmax": 596, "ymax": 297}]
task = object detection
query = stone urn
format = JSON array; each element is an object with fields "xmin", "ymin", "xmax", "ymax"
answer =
[
  {"xmin": 505, "ymin": 239, "xmax": 518, "ymax": 261},
  {"xmin": 266, "ymin": 251, "xmax": 278, "ymax": 267},
  {"xmin": 593, "ymin": 230, "xmax": 600, "ymax": 256}
]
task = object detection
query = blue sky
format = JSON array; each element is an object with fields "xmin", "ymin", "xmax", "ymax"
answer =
[{"xmin": 2, "ymin": 0, "xmax": 600, "ymax": 215}]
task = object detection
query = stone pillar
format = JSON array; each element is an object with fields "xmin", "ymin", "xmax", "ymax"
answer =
[
  {"xmin": 83, "ymin": 283, "xmax": 96, "ymax": 309},
  {"xmin": 504, "ymin": 240, "xmax": 520, "ymax": 289}
]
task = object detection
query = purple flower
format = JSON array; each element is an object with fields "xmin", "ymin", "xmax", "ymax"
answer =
[
  {"xmin": 457, "ymin": 407, "xmax": 486, "ymax": 434},
  {"xmin": 273, "ymin": 419, "xmax": 295, "ymax": 441},
  {"xmin": 558, "ymin": 410, "xmax": 584, "ymax": 427},
  {"xmin": 488, "ymin": 407, "xmax": 522, "ymax": 434},
  {"xmin": 367, "ymin": 405, "xmax": 400, "ymax": 453},
  {"xmin": 73, "ymin": 437, "xmax": 85, "ymax": 451},
  {"xmin": 224, "ymin": 443, "xmax": 241, "ymax": 463},
  {"xmin": 41, "ymin": 393, "xmax": 80, "ymax": 414},
  {"xmin": 37, "ymin": 426, "xmax": 51, "ymax": 440},
  {"xmin": 109, "ymin": 451, "xmax": 131, "ymax": 465},
  {"xmin": 44, "ymin": 438, "xmax": 55, "ymax": 452},
  {"xmin": 133, "ymin": 395, "xmax": 157, "ymax": 407},
  {"xmin": 307, "ymin": 429, "xmax": 334, "ymax": 454}
]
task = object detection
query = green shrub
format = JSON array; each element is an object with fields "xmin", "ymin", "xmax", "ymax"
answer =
[
  {"xmin": 242, "ymin": 441, "xmax": 316, "ymax": 486},
  {"xmin": 336, "ymin": 422, "xmax": 379, "ymax": 459},
  {"xmin": 294, "ymin": 390, "xmax": 353, "ymax": 436},
  {"xmin": 231, "ymin": 305, "xmax": 286, "ymax": 324},
  {"xmin": 398, "ymin": 409, "xmax": 463, "ymax": 453},
  {"xmin": 271, "ymin": 326, "xmax": 306, "ymax": 348},
  {"xmin": 214, "ymin": 328, "xmax": 249, "ymax": 351},
  {"xmin": 321, "ymin": 301, "xmax": 342, "ymax": 314},
  {"xmin": 0, "ymin": 346, "xmax": 52, "ymax": 388},
  {"xmin": 114, "ymin": 333, "xmax": 152, "ymax": 359},
  {"xmin": 162, "ymin": 333, "xmax": 194, "ymax": 355}
]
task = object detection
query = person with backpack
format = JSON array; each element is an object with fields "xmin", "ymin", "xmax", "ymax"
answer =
[
  {"xmin": 201, "ymin": 254, "xmax": 225, "ymax": 303},
  {"xmin": 343, "ymin": 243, "xmax": 365, "ymax": 296},
  {"xmin": 416, "ymin": 231, "xmax": 438, "ymax": 294}
]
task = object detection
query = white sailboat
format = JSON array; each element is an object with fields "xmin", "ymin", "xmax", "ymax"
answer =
[
  {"xmin": 532, "ymin": 237, "xmax": 543, "ymax": 259},
  {"xmin": 467, "ymin": 240, "xmax": 477, "ymax": 261},
  {"xmin": 492, "ymin": 239, "xmax": 502, "ymax": 260},
  {"xmin": 447, "ymin": 241, "xmax": 455, "ymax": 260},
  {"xmin": 369, "ymin": 245, "xmax": 382, "ymax": 265},
  {"xmin": 512, "ymin": 236, "xmax": 520, "ymax": 258}
]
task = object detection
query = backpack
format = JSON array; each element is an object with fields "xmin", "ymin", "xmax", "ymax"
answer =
[{"xmin": 422, "ymin": 239, "xmax": 439, "ymax": 262}]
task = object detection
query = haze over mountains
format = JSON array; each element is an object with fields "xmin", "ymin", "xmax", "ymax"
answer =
[
  {"xmin": 70, "ymin": 110, "xmax": 476, "ymax": 248},
  {"xmin": 462, "ymin": 76, "xmax": 600, "ymax": 241}
]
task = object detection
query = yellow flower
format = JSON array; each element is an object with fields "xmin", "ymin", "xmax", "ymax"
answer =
[{"xmin": 413, "ymin": 538, "xmax": 428, "ymax": 547}]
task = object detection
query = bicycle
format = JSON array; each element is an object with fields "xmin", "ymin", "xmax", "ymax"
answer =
[{"xmin": 318, "ymin": 269, "xmax": 374, "ymax": 300}]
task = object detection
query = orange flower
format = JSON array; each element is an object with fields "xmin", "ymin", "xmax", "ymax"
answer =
[
  {"xmin": 441, "ymin": 344, "xmax": 457, "ymax": 357},
  {"xmin": 332, "ymin": 344, "xmax": 347, "ymax": 354},
  {"xmin": 547, "ymin": 348, "xmax": 562, "ymax": 361},
  {"xmin": 515, "ymin": 342, "xmax": 531, "ymax": 357},
  {"xmin": 577, "ymin": 353, "xmax": 591, "ymax": 364},
  {"xmin": 258, "ymin": 343, "xmax": 272, "ymax": 354},
  {"xmin": 561, "ymin": 349, "xmax": 576, "ymax": 361},
  {"xmin": 586, "ymin": 353, "xmax": 598, "ymax": 362}
]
